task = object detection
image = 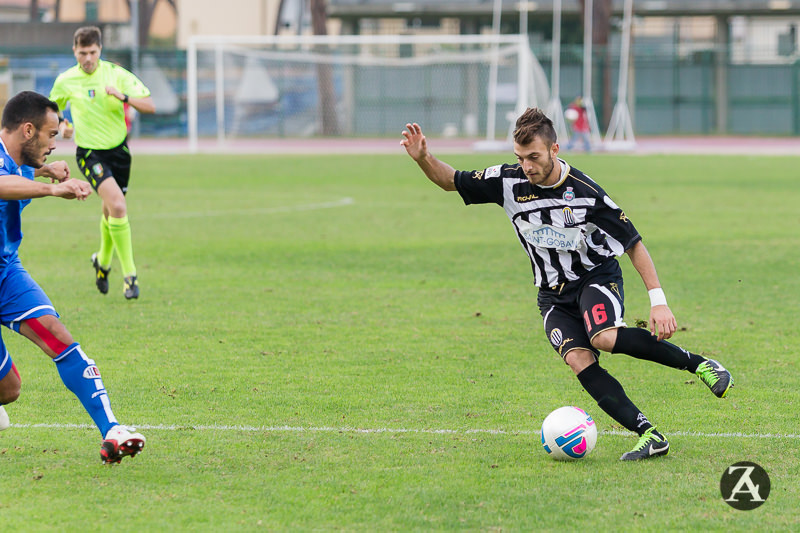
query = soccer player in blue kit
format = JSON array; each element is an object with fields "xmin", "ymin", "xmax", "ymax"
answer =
[
  {"xmin": 0, "ymin": 91, "xmax": 145, "ymax": 463},
  {"xmin": 401, "ymin": 108, "xmax": 734, "ymax": 460}
]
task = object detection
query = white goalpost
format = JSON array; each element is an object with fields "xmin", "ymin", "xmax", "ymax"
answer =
[
  {"xmin": 545, "ymin": 0, "xmax": 569, "ymax": 144},
  {"xmin": 604, "ymin": 0, "xmax": 636, "ymax": 149},
  {"xmin": 581, "ymin": 0, "xmax": 603, "ymax": 148},
  {"xmin": 186, "ymin": 33, "xmax": 550, "ymax": 153}
]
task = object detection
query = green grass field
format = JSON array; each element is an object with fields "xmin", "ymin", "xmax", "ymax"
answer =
[{"xmin": 0, "ymin": 148, "xmax": 798, "ymax": 530}]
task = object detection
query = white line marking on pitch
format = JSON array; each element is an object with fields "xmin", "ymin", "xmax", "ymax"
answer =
[
  {"xmin": 150, "ymin": 197, "xmax": 356, "ymax": 219},
  {"xmin": 25, "ymin": 197, "xmax": 356, "ymax": 222},
  {"xmin": 8, "ymin": 423, "xmax": 799, "ymax": 439}
]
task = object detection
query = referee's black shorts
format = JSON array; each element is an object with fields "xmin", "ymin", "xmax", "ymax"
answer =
[
  {"xmin": 537, "ymin": 260, "xmax": 628, "ymax": 362},
  {"xmin": 76, "ymin": 141, "xmax": 132, "ymax": 195}
]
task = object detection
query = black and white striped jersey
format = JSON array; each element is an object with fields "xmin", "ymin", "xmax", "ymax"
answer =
[{"xmin": 453, "ymin": 158, "xmax": 641, "ymax": 289}]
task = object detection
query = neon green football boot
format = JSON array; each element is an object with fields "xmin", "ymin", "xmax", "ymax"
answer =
[
  {"xmin": 620, "ymin": 427, "xmax": 670, "ymax": 461},
  {"xmin": 696, "ymin": 359, "xmax": 734, "ymax": 398}
]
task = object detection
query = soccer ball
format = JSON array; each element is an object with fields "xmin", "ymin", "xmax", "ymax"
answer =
[
  {"xmin": 540, "ymin": 406, "xmax": 597, "ymax": 461},
  {"xmin": 564, "ymin": 108, "xmax": 579, "ymax": 121}
]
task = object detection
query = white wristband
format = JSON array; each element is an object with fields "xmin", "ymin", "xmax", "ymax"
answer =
[{"xmin": 648, "ymin": 288, "xmax": 668, "ymax": 307}]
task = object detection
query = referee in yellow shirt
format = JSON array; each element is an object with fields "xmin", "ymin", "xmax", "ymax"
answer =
[{"xmin": 50, "ymin": 26, "xmax": 155, "ymax": 299}]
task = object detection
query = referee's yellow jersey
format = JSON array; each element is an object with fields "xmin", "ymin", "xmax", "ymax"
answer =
[{"xmin": 50, "ymin": 59, "xmax": 151, "ymax": 149}]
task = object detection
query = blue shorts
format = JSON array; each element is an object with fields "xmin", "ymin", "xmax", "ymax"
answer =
[{"xmin": 0, "ymin": 257, "xmax": 58, "ymax": 380}]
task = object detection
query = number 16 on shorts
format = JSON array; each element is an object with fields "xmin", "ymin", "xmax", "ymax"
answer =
[{"xmin": 581, "ymin": 283, "xmax": 625, "ymax": 337}]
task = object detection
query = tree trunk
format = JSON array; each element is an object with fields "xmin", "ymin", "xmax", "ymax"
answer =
[
  {"xmin": 310, "ymin": 0, "xmax": 339, "ymax": 136},
  {"xmin": 138, "ymin": 0, "xmax": 150, "ymax": 48},
  {"xmin": 29, "ymin": 0, "xmax": 39, "ymax": 21},
  {"xmin": 579, "ymin": 0, "xmax": 612, "ymax": 128},
  {"xmin": 594, "ymin": 0, "xmax": 613, "ymax": 129},
  {"xmin": 125, "ymin": 0, "xmax": 155, "ymax": 48}
]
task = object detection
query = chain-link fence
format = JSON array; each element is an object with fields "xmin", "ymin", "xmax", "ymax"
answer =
[{"xmin": 2, "ymin": 39, "xmax": 799, "ymax": 138}]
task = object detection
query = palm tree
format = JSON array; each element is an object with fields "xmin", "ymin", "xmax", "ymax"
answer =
[{"xmin": 578, "ymin": 0, "xmax": 612, "ymax": 127}]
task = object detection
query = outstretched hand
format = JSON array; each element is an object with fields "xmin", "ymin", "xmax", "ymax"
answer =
[
  {"xmin": 401, "ymin": 123, "xmax": 428, "ymax": 162},
  {"xmin": 399, "ymin": 122, "xmax": 457, "ymax": 191},
  {"xmin": 649, "ymin": 304, "xmax": 677, "ymax": 341},
  {"xmin": 53, "ymin": 179, "xmax": 92, "ymax": 201}
]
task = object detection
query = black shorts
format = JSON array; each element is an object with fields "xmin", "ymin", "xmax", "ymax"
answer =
[
  {"xmin": 76, "ymin": 141, "xmax": 132, "ymax": 195},
  {"xmin": 537, "ymin": 260, "xmax": 627, "ymax": 362}
]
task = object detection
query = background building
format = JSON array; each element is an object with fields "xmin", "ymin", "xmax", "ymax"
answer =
[{"xmin": 2, "ymin": 0, "xmax": 800, "ymax": 137}]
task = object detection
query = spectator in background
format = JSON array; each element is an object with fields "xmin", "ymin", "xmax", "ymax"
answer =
[{"xmin": 564, "ymin": 97, "xmax": 591, "ymax": 153}]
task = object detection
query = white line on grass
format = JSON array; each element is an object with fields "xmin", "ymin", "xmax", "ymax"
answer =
[
  {"xmin": 8, "ymin": 423, "xmax": 800, "ymax": 440},
  {"xmin": 149, "ymin": 197, "xmax": 356, "ymax": 220},
  {"xmin": 26, "ymin": 197, "xmax": 356, "ymax": 222}
]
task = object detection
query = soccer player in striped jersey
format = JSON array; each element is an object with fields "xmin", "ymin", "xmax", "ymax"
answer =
[
  {"xmin": 0, "ymin": 91, "xmax": 145, "ymax": 463},
  {"xmin": 401, "ymin": 108, "xmax": 733, "ymax": 460},
  {"xmin": 50, "ymin": 26, "xmax": 155, "ymax": 299}
]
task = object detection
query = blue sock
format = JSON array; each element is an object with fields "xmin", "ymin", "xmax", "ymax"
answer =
[{"xmin": 53, "ymin": 343, "xmax": 118, "ymax": 437}]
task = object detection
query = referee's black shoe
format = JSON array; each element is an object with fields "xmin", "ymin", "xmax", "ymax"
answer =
[
  {"xmin": 123, "ymin": 275, "xmax": 139, "ymax": 300},
  {"xmin": 91, "ymin": 253, "xmax": 110, "ymax": 295}
]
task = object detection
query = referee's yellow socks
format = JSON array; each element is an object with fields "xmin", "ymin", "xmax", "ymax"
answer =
[
  {"xmin": 97, "ymin": 215, "xmax": 114, "ymax": 268},
  {"xmin": 108, "ymin": 215, "xmax": 136, "ymax": 277}
]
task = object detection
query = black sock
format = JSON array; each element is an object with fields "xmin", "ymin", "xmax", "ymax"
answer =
[
  {"xmin": 612, "ymin": 327, "xmax": 706, "ymax": 372},
  {"xmin": 576, "ymin": 362, "xmax": 653, "ymax": 435}
]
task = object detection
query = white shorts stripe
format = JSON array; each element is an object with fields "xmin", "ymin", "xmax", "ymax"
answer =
[
  {"xmin": 542, "ymin": 306, "xmax": 554, "ymax": 333},
  {"xmin": 0, "ymin": 349, "xmax": 10, "ymax": 376},
  {"xmin": 8, "ymin": 305, "xmax": 57, "ymax": 327}
]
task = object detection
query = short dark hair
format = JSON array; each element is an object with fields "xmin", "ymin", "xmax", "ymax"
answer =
[
  {"xmin": 513, "ymin": 107, "xmax": 557, "ymax": 147},
  {"xmin": 74, "ymin": 26, "xmax": 102, "ymax": 48},
  {"xmin": 1, "ymin": 91, "xmax": 60, "ymax": 131}
]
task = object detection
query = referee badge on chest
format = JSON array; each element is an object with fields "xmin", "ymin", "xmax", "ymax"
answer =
[
  {"xmin": 88, "ymin": 89, "xmax": 96, "ymax": 99},
  {"xmin": 562, "ymin": 187, "xmax": 575, "ymax": 202}
]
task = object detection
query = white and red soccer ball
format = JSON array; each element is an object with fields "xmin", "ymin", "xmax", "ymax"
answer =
[
  {"xmin": 564, "ymin": 108, "xmax": 580, "ymax": 122},
  {"xmin": 541, "ymin": 406, "xmax": 597, "ymax": 460}
]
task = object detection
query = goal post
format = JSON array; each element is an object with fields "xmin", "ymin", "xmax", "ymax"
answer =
[{"xmin": 186, "ymin": 34, "xmax": 550, "ymax": 152}]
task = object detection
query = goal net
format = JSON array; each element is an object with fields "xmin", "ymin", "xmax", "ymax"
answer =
[{"xmin": 186, "ymin": 34, "xmax": 550, "ymax": 151}]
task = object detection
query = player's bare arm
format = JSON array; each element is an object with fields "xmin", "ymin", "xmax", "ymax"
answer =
[
  {"xmin": 0, "ymin": 174, "xmax": 90, "ymax": 201},
  {"xmin": 35, "ymin": 160, "xmax": 71, "ymax": 182},
  {"xmin": 401, "ymin": 122, "xmax": 456, "ymax": 191},
  {"xmin": 626, "ymin": 240, "xmax": 677, "ymax": 341},
  {"xmin": 105, "ymin": 86, "xmax": 156, "ymax": 114}
]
